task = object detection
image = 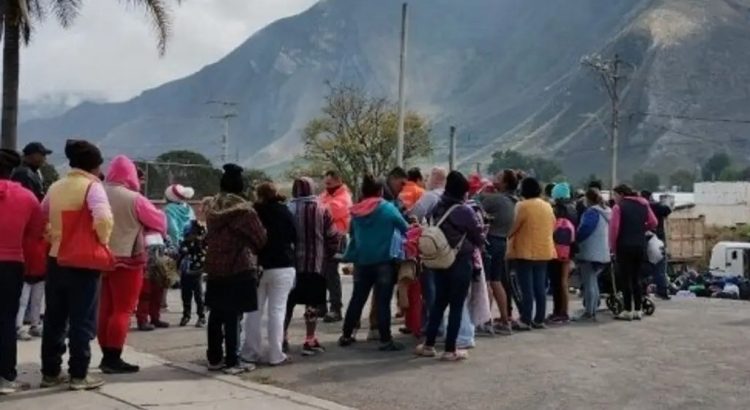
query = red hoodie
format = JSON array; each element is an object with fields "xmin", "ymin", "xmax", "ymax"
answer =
[{"xmin": 0, "ymin": 180, "xmax": 45, "ymax": 263}]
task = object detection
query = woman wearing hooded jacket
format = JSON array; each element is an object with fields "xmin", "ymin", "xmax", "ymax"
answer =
[
  {"xmin": 205, "ymin": 164, "xmax": 267, "ymax": 375},
  {"xmin": 573, "ymin": 189, "xmax": 611, "ymax": 321},
  {"xmin": 98, "ymin": 155, "xmax": 166, "ymax": 373}
]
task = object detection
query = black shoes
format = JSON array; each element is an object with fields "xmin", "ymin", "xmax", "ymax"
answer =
[{"xmin": 99, "ymin": 348, "xmax": 140, "ymax": 374}]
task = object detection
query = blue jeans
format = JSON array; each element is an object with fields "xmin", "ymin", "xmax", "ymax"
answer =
[
  {"xmin": 456, "ymin": 300, "xmax": 475, "ymax": 348},
  {"xmin": 42, "ymin": 258, "xmax": 101, "ymax": 379},
  {"xmin": 653, "ymin": 256, "xmax": 669, "ymax": 296},
  {"xmin": 425, "ymin": 255, "xmax": 472, "ymax": 352},
  {"xmin": 579, "ymin": 262, "xmax": 605, "ymax": 316},
  {"xmin": 515, "ymin": 260, "xmax": 547, "ymax": 325},
  {"xmin": 342, "ymin": 263, "xmax": 397, "ymax": 343}
]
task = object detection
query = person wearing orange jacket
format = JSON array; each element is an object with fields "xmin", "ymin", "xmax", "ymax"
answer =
[
  {"xmin": 399, "ymin": 167, "xmax": 426, "ymax": 212},
  {"xmin": 319, "ymin": 170, "xmax": 352, "ymax": 322}
]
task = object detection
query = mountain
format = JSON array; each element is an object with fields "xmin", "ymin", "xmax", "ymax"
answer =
[{"xmin": 20, "ymin": 0, "xmax": 750, "ymax": 180}]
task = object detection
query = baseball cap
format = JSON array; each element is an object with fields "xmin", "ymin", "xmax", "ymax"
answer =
[{"xmin": 23, "ymin": 142, "xmax": 53, "ymax": 156}]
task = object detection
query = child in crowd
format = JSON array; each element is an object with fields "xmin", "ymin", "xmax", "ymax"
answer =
[{"xmin": 179, "ymin": 220, "xmax": 207, "ymax": 327}]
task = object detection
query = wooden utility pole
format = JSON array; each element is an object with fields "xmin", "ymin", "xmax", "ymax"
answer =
[
  {"xmin": 449, "ymin": 126, "xmax": 456, "ymax": 171},
  {"xmin": 395, "ymin": 2, "xmax": 409, "ymax": 168},
  {"xmin": 582, "ymin": 54, "xmax": 626, "ymax": 188}
]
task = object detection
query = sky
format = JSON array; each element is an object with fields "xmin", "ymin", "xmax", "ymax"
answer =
[{"xmin": 20, "ymin": 0, "xmax": 318, "ymax": 103}]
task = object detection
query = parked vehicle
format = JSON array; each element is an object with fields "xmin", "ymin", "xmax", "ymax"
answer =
[{"xmin": 709, "ymin": 241, "xmax": 750, "ymax": 278}]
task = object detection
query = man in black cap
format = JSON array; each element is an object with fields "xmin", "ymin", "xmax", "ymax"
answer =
[{"xmin": 11, "ymin": 142, "xmax": 52, "ymax": 201}]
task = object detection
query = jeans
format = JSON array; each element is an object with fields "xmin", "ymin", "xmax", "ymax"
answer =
[
  {"xmin": 181, "ymin": 273, "xmax": 205, "ymax": 319},
  {"xmin": 98, "ymin": 267, "xmax": 143, "ymax": 349},
  {"xmin": 617, "ymin": 246, "xmax": 646, "ymax": 312},
  {"xmin": 579, "ymin": 262, "xmax": 605, "ymax": 316},
  {"xmin": 42, "ymin": 258, "xmax": 100, "ymax": 379},
  {"xmin": 0, "ymin": 262, "xmax": 23, "ymax": 381},
  {"xmin": 207, "ymin": 309, "xmax": 241, "ymax": 367},
  {"xmin": 324, "ymin": 259, "xmax": 343, "ymax": 313},
  {"xmin": 456, "ymin": 300, "xmax": 475, "ymax": 348},
  {"xmin": 653, "ymin": 256, "xmax": 669, "ymax": 296},
  {"xmin": 342, "ymin": 263, "xmax": 397, "ymax": 343},
  {"xmin": 425, "ymin": 255, "xmax": 472, "ymax": 353},
  {"xmin": 16, "ymin": 281, "xmax": 44, "ymax": 329},
  {"xmin": 242, "ymin": 267, "xmax": 295, "ymax": 365},
  {"xmin": 515, "ymin": 260, "xmax": 548, "ymax": 325}
]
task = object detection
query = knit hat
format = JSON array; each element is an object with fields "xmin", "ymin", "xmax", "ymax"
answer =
[
  {"xmin": 220, "ymin": 163, "xmax": 244, "ymax": 195},
  {"xmin": 445, "ymin": 171, "xmax": 469, "ymax": 200},
  {"xmin": 0, "ymin": 148, "xmax": 21, "ymax": 175},
  {"xmin": 551, "ymin": 182, "xmax": 571, "ymax": 200},
  {"xmin": 65, "ymin": 139, "xmax": 103, "ymax": 172},
  {"xmin": 165, "ymin": 184, "xmax": 195, "ymax": 202}
]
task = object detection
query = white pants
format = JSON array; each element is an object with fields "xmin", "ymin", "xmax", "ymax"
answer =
[
  {"xmin": 242, "ymin": 267, "xmax": 295, "ymax": 365},
  {"xmin": 17, "ymin": 281, "xmax": 44, "ymax": 329}
]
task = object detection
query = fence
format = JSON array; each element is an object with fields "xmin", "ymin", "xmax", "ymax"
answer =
[{"xmin": 135, "ymin": 160, "xmax": 221, "ymax": 200}]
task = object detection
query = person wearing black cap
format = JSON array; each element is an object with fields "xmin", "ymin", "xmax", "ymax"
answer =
[
  {"xmin": 0, "ymin": 149, "xmax": 45, "ymax": 395},
  {"xmin": 11, "ymin": 142, "xmax": 52, "ymax": 201},
  {"xmin": 204, "ymin": 164, "xmax": 267, "ymax": 375}
]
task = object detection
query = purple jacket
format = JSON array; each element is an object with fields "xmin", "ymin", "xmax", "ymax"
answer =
[{"xmin": 430, "ymin": 195, "xmax": 485, "ymax": 257}]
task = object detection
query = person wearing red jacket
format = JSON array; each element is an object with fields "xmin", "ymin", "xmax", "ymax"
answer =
[
  {"xmin": 98, "ymin": 155, "xmax": 166, "ymax": 374},
  {"xmin": 0, "ymin": 149, "xmax": 45, "ymax": 395},
  {"xmin": 319, "ymin": 170, "xmax": 352, "ymax": 322}
]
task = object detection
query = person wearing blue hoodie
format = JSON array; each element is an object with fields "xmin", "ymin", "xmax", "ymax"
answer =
[
  {"xmin": 339, "ymin": 175, "xmax": 408, "ymax": 351},
  {"xmin": 573, "ymin": 188, "xmax": 611, "ymax": 321},
  {"xmin": 164, "ymin": 184, "xmax": 196, "ymax": 247}
]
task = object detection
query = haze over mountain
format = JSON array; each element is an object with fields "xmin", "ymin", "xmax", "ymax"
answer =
[{"xmin": 20, "ymin": 0, "xmax": 750, "ymax": 179}]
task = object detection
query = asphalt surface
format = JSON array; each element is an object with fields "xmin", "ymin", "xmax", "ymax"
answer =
[{"xmin": 127, "ymin": 277, "xmax": 750, "ymax": 410}]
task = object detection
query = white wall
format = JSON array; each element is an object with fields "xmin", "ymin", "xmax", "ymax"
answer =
[{"xmin": 691, "ymin": 182, "xmax": 750, "ymax": 227}]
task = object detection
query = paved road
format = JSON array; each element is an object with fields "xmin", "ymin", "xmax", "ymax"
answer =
[{"xmin": 128, "ymin": 277, "xmax": 750, "ymax": 410}]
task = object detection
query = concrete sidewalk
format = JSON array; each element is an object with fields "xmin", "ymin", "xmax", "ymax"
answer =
[{"xmin": 1, "ymin": 338, "xmax": 355, "ymax": 410}]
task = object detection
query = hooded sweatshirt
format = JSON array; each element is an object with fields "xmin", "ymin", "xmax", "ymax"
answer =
[
  {"xmin": 164, "ymin": 201, "xmax": 195, "ymax": 246},
  {"xmin": 205, "ymin": 193, "xmax": 267, "ymax": 278},
  {"xmin": 319, "ymin": 184, "xmax": 353, "ymax": 234},
  {"xmin": 0, "ymin": 179, "xmax": 45, "ymax": 262},
  {"xmin": 576, "ymin": 205, "xmax": 612, "ymax": 263},
  {"xmin": 289, "ymin": 177, "xmax": 340, "ymax": 274},
  {"xmin": 344, "ymin": 197, "xmax": 408, "ymax": 266},
  {"xmin": 610, "ymin": 196, "xmax": 658, "ymax": 251},
  {"xmin": 105, "ymin": 155, "xmax": 167, "ymax": 269}
]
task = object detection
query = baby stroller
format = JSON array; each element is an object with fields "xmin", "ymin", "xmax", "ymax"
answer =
[{"xmin": 605, "ymin": 262, "xmax": 656, "ymax": 316}]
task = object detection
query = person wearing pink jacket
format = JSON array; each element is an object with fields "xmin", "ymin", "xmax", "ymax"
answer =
[
  {"xmin": 98, "ymin": 155, "xmax": 166, "ymax": 374},
  {"xmin": 609, "ymin": 184, "xmax": 658, "ymax": 321}
]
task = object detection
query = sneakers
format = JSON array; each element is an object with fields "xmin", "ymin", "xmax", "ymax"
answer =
[
  {"xmin": 378, "ymin": 340, "xmax": 405, "ymax": 352},
  {"xmin": 323, "ymin": 311, "xmax": 342, "ymax": 323},
  {"xmin": 302, "ymin": 339, "xmax": 326, "ymax": 356},
  {"xmin": 572, "ymin": 311, "xmax": 596, "ymax": 322},
  {"xmin": 223, "ymin": 363, "xmax": 254, "ymax": 375},
  {"xmin": 40, "ymin": 374, "xmax": 69, "ymax": 388},
  {"xmin": 547, "ymin": 314, "xmax": 570, "ymax": 325},
  {"xmin": 179, "ymin": 316, "xmax": 190, "ymax": 327},
  {"xmin": 515, "ymin": 321, "xmax": 532, "ymax": 331},
  {"xmin": 615, "ymin": 311, "xmax": 633, "ymax": 321},
  {"xmin": 99, "ymin": 355, "xmax": 140, "ymax": 374},
  {"xmin": 475, "ymin": 322, "xmax": 495, "ymax": 337},
  {"xmin": 137, "ymin": 322, "xmax": 155, "ymax": 331},
  {"xmin": 207, "ymin": 362, "xmax": 225, "ymax": 371},
  {"xmin": 16, "ymin": 327, "xmax": 32, "ymax": 341},
  {"xmin": 0, "ymin": 378, "xmax": 30, "ymax": 395},
  {"xmin": 69, "ymin": 375, "xmax": 105, "ymax": 391},
  {"xmin": 152, "ymin": 320, "xmax": 170, "ymax": 329},
  {"xmin": 414, "ymin": 344, "xmax": 437, "ymax": 357},
  {"xmin": 440, "ymin": 350, "xmax": 469, "ymax": 362},
  {"xmin": 494, "ymin": 322, "xmax": 513, "ymax": 336},
  {"xmin": 196, "ymin": 317, "xmax": 206, "ymax": 328},
  {"xmin": 29, "ymin": 325, "xmax": 43, "ymax": 338},
  {"xmin": 633, "ymin": 311, "xmax": 643, "ymax": 321},
  {"xmin": 338, "ymin": 335, "xmax": 356, "ymax": 347},
  {"xmin": 531, "ymin": 322, "xmax": 546, "ymax": 330}
]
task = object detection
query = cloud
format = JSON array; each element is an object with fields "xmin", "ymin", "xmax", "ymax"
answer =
[{"xmin": 20, "ymin": 0, "xmax": 317, "ymax": 102}]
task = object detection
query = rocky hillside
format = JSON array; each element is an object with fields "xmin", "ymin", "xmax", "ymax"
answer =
[{"xmin": 20, "ymin": 0, "xmax": 750, "ymax": 179}]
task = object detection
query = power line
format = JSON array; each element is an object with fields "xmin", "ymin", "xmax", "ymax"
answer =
[{"xmin": 630, "ymin": 111, "xmax": 750, "ymax": 125}]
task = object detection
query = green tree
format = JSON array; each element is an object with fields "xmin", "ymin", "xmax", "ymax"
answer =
[
  {"xmin": 137, "ymin": 150, "xmax": 220, "ymax": 199},
  {"xmin": 243, "ymin": 168, "xmax": 271, "ymax": 200},
  {"xmin": 487, "ymin": 150, "xmax": 563, "ymax": 182},
  {"xmin": 632, "ymin": 170, "xmax": 660, "ymax": 192},
  {"xmin": 39, "ymin": 162, "xmax": 58, "ymax": 192},
  {"xmin": 702, "ymin": 152, "xmax": 731, "ymax": 181},
  {"xmin": 718, "ymin": 167, "xmax": 742, "ymax": 182},
  {"xmin": 1, "ymin": 0, "xmax": 178, "ymax": 149},
  {"xmin": 301, "ymin": 84, "xmax": 431, "ymax": 192},
  {"xmin": 668, "ymin": 169, "xmax": 695, "ymax": 192}
]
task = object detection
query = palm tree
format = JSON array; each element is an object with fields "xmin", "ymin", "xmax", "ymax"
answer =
[{"xmin": 0, "ymin": 0, "xmax": 178, "ymax": 150}]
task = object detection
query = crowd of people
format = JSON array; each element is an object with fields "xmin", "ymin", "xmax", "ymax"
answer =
[{"xmin": 0, "ymin": 138, "xmax": 672, "ymax": 394}]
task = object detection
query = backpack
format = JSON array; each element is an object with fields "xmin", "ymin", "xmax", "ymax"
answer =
[
  {"xmin": 553, "ymin": 218, "xmax": 576, "ymax": 261},
  {"xmin": 419, "ymin": 205, "xmax": 465, "ymax": 269}
]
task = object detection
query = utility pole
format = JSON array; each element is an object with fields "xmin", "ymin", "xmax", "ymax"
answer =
[
  {"xmin": 449, "ymin": 126, "xmax": 456, "ymax": 171},
  {"xmin": 395, "ymin": 2, "xmax": 409, "ymax": 168},
  {"xmin": 581, "ymin": 54, "xmax": 626, "ymax": 188},
  {"xmin": 476, "ymin": 162, "xmax": 481, "ymax": 176},
  {"xmin": 207, "ymin": 100, "xmax": 238, "ymax": 164}
]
